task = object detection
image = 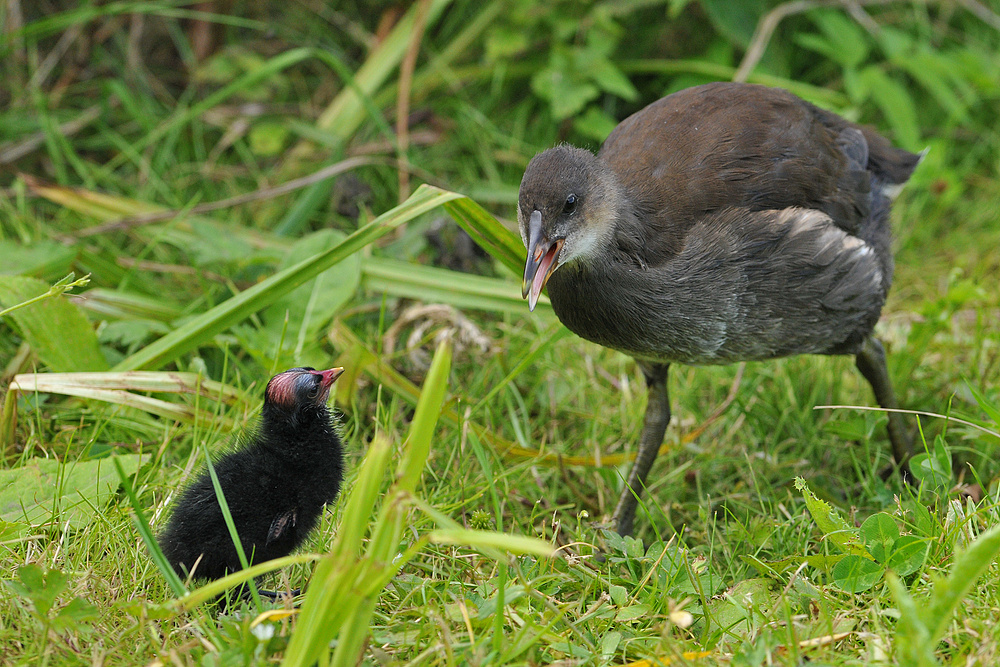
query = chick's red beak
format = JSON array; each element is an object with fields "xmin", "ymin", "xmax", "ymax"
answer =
[
  {"xmin": 522, "ymin": 209, "xmax": 563, "ymax": 312},
  {"xmin": 318, "ymin": 367, "xmax": 344, "ymax": 388},
  {"xmin": 313, "ymin": 367, "xmax": 344, "ymax": 403}
]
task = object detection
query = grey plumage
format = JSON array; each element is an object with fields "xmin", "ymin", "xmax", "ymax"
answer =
[
  {"xmin": 518, "ymin": 82, "xmax": 921, "ymax": 534},
  {"xmin": 546, "ymin": 206, "xmax": 885, "ymax": 363}
]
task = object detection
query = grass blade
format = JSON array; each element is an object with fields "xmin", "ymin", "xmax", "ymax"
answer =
[
  {"xmin": 3, "ymin": 372, "xmax": 244, "ymax": 444},
  {"xmin": 428, "ymin": 528, "xmax": 555, "ymax": 557},
  {"xmin": 328, "ymin": 434, "xmax": 393, "ymax": 562},
  {"xmin": 114, "ymin": 185, "xmax": 461, "ymax": 371},
  {"xmin": 201, "ymin": 441, "xmax": 261, "ymax": 608},
  {"xmin": 280, "ymin": 433, "xmax": 392, "ymax": 666},
  {"xmin": 177, "ymin": 554, "xmax": 321, "ymax": 610},
  {"xmin": 113, "ymin": 457, "xmax": 187, "ymax": 598},
  {"xmin": 926, "ymin": 523, "xmax": 1000, "ymax": 641},
  {"xmin": 443, "ymin": 195, "xmax": 526, "ymax": 278},
  {"xmin": 313, "ymin": 0, "xmax": 453, "ymax": 140},
  {"xmin": 396, "ymin": 339, "xmax": 452, "ymax": 492},
  {"xmin": 361, "ymin": 256, "xmax": 550, "ymax": 314},
  {"xmin": 103, "ymin": 47, "xmax": 315, "ymax": 174}
]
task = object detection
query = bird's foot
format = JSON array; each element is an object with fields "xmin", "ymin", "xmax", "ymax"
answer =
[{"xmin": 258, "ymin": 588, "xmax": 301, "ymax": 602}]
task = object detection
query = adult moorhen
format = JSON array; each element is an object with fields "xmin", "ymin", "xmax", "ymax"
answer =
[{"xmin": 518, "ymin": 82, "xmax": 921, "ymax": 535}]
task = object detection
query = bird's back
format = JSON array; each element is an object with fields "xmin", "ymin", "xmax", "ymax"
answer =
[{"xmin": 599, "ymin": 82, "xmax": 920, "ymax": 266}]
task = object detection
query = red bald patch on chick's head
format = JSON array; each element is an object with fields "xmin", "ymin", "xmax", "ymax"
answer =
[
  {"xmin": 265, "ymin": 367, "xmax": 344, "ymax": 409},
  {"xmin": 264, "ymin": 368, "xmax": 304, "ymax": 407}
]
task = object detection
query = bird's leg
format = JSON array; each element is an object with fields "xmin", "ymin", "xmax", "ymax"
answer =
[
  {"xmin": 854, "ymin": 336, "xmax": 913, "ymax": 474},
  {"xmin": 225, "ymin": 582, "xmax": 300, "ymax": 607},
  {"xmin": 612, "ymin": 362, "xmax": 671, "ymax": 535}
]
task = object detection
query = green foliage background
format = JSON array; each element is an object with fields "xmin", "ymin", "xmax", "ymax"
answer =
[{"xmin": 1, "ymin": 1, "xmax": 999, "ymax": 665}]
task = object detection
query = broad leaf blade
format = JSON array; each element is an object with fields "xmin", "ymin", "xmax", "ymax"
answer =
[
  {"xmin": 794, "ymin": 477, "xmax": 869, "ymax": 557},
  {"xmin": 0, "ymin": 241, "xmax": 77, "ymax": 281},
  {"xmin": 115, "ymin": 185, "xmax": 460, "ymax": 371},
  {"xmin": 0, "ymin": 454, "xmax": 145, "ymax": 528},
  {"xmin": 832, "ymin": 555, "xmax": 883, "ymax": 593},
  {"xmin": 861, "ymin": 513, "xmax": 900, "ymax": 564},
  {"xmin": 0, "ymin": 276, "xmax": 108, "ymax": 372},
  {"xmin": 887, "ymin": 535, "xmax": 929, "ymax": 577}
]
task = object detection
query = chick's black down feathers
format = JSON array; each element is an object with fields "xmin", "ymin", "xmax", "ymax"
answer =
[{"xmin": 158, "ymin": 367, "xmax": 345, "ymax": 581}]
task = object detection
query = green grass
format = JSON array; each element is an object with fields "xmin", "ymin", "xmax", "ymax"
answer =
[{"xmin": 2, "ymin": 1, "xmax": 1000, "ymax": 665}]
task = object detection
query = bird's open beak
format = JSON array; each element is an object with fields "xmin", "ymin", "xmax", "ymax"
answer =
[
  {"xmin": 315, "ymin": 367, "xmax": 344, "ymax": 403},
  {"xmin": 319, "ymin": 367, "xmax": 345, "ymax": 386},
  {"xmin": 522, "ymin": 209, "xmax": 563, "ymax": 312}
]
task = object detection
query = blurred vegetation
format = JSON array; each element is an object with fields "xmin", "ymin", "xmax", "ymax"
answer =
[{"xmin": 1, "ymin": 0, "xmax": 999, "ymax": 665}]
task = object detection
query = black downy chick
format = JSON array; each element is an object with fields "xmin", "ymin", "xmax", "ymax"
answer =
[{"xmin": 158, "ymin": 367, "xmax": 345, "ymax": 582}]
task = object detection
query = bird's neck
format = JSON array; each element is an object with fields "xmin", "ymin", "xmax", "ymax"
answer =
[
  {"xmin": 258, "ymin": 407, "xmax": 339, "ymax": 464},
  {"xmin": 547, "ymin": 258, "xmax": 672, "ymax": 359},
  {"xmin": 592, "ymin": 172, "xmax": 684, "ymax": 269},
  {"xmin": 563, "ymin": 165, "xmax": 649, "ymax": 271}
]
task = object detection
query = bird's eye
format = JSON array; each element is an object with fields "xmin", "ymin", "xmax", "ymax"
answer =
[
  {"xmin": 563, "ymin": 194, "xmax": 577, "ymax": 214},
  {"xmin": 307, "ymin": 382, "xmax": 321, "ymax": 399}
]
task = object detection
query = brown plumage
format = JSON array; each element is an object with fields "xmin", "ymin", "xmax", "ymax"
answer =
[{"xmin": 519, "ymin": 82, "xmax": 921, "ymax": 534}]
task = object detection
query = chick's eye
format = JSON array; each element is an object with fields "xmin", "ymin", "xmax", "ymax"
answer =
[
  {"xmin": 563, "ymin": 194, "xmax": 577, "ymax": 214},
  {"xmin": 296, "ymin": 374, "xmax": 321, "ymax": 400}
]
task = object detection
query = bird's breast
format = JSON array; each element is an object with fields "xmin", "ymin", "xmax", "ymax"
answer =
[
  {"xmin": 547, "ymin": 263, "xmax": 732, "ymax": 364},
  {"xmin": 545, "ymin": 207, "xmax": 887, "ymax": 365}
]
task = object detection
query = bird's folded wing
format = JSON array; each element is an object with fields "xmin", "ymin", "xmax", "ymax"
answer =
[{"xmin": 266, "ymin": 508, "xmax": 298, "ymax": 545}]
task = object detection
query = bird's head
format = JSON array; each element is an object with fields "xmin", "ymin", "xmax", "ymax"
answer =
[
  {"xmin": 518, "ymin": 145, "xmax": 622, "ymax": 311},
  {"xmin": 264, "ymin": 367, "xmax": 344, "ymax": 414}
]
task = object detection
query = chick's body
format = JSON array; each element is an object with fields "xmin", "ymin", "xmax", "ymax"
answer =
[{"xmin": 158, "ymin": 367, "xmax": 344, "ymax": 581}]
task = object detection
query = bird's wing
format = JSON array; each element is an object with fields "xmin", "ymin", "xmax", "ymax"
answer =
[
  {"xmin": 678, "ymin": 205, "xmax": 885, "ymax": 358},
  {"xmin": 266, "ymin": 508, "xmax": 298, "ymax": 545}
]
